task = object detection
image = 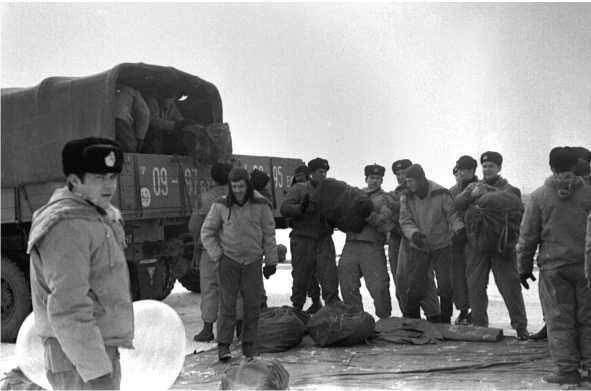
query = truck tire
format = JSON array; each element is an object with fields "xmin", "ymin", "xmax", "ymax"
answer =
[
  {"xmin": 157, "ymin": 261, "xmax": 177, "ymax": 300},
  {"xmin": 1, "ymin": 257, "xmax": 32, "ymax": 342},
  {"xmin": 178, "ymin": 269, "xmax": 201, "ymax": 293},
  {"xmin": 130, "ymin": 259, "xmax": 176, "ymax": 301}
]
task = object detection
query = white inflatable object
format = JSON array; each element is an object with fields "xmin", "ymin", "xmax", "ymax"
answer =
[
  {"xmin": 15, "ymin": 313, "xmax": 52, "ymax": 390},
  {"xmin": 120, "ymin": 300, "xmax": 186, "ymax": 391},
  {"xmin": 16, "ymin": 300, "xmax": 186, "ymax": 391}
]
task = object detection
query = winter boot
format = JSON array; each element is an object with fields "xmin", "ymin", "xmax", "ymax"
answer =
[
  {"xmin": 193, "ymin": 322, "xmax": 214, "ymax": 342},
  {"xmin": 542, "ymin": 371, "xmax": 580, "ymax": 385},
  {"xmin": 218, "ymin": 344, "xmax": 232, "ymax": 362},
  {"xmin": 454, "ymin": 310, "xmax": 471, "ymax": 325},
  {"xmin": 242, "ymin": 342, "xmax": 257, "ymax": 359},
  {"xmin": 403, "ymin": 296, "xmax": 421, "ymax": 319},
  {"xmin": 305, "ymin": 299, "xmax": 323, "ymax": 315},
  {"xmin": 516, "ymin": 327, "xmax": 530, "ymax": 341},
  {"xmin": 529, "ymin": 324, "xmax": 547, "ymax": 340}
]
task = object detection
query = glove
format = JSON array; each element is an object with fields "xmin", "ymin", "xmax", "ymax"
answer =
[
  {"xmin": 519, "ymin": 272, "xmax": 536, "ymax": 290},
  {"xmin": 300, "ymin": 193, "xmax": 311, "ymax": 214},
  {"xmin": 411, "ymin": 232, "xmax": 426, "ymax": 248},
  {"xmin": 452, "ymin": 227, "xmax": 468, "ymax": 246},
  {"xmin": 263, "ymin": 264, "xmax": 277, "ymax": 279}
]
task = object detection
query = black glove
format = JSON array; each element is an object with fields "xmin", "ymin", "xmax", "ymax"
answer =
[
  {"xmin": 452, "ymin": 227, "xmax": 468, "ymax": 246},
  {"xmin": 519, "ymin": 272, "xmax": 536, "ymax": 289},
  {"xmin": 411, "ymin": 232, "xmax": 426, "ymax": 248},
  {"xmin": 300, "ymin": 193, "xmax": 311, "ymax": 213},
  {"xmin": 263, "ymin": 264, "xmax": 277, "ymax": 279}
]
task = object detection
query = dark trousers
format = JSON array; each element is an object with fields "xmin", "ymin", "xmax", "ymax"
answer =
[
  {"xmin": 540, "ymin": 264, "xmax": 591, "ymax": 374},
  {"xmin": 465, "ymin": 244, "xmax": 527, "ymax": 330},
  {"xmin": 290, "ymin": 235, "xmax": 340, "ymax": 309},
  {"xmin": 217, "ymin": 256, "xmax": 263, "ymax": 345},
  {"xmin": 406, "ymin": 246, "xmax": 453, "ymax": 322},
  {"xmin": 307, "ymin": 270, "xmax": 321, "ymax": 302},
  {"xmin": 44, "ymin": 338, "xmax": 120, "ymax": 390},
  {"xmin": 451, "ymin": 241, "xmax": 470, "ymax": 312}
]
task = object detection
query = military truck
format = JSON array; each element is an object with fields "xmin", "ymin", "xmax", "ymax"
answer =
[{"xmin": 1, "ymin": 63, "xmax": 303, "ymax": 341}]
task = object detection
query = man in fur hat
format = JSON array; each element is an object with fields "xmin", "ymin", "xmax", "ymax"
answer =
[
  {"xmin": 280, "ymin": 157, "xmax": 340, "ymax": 311},
  {"xmin": 399, "ymin": 164, "xmax": 465, "ymax": 323},
  {"xmin": 455, "ymin": 151, "xmax": 529, "ymax": 339},
  {"xmin": 338, "ymin": 164, "xmax": 394, "ymax": 318},
  {"xmin": 518, "ymin": 147, "xmax": 591, "ymax": 385},
  {"xmin": 449, "ymin": 155, "xmax": 479, "ymax": 325},
  {"xmin": 27, "ymin": 137, "xmax": 132, "ymax": 390},
  {"xmin": 201, "ymin": 167, "xmax": 278, "ymax": 361}
]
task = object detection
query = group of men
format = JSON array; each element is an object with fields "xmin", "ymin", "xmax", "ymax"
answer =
[
  {"xmin": 281, "ymin": 153, "xmax": 529, "ymax": 332},
  {"xmin": 27, "ymin": 135, "xmax": 591, "ymax": 389}
]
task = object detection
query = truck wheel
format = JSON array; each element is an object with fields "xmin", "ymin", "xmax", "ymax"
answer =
[
  {"xmin": 1, "ymin": 257, "xmax": 32, "ymax": 342},
  {"xmin": 178, "ymin": 269, "xmax": 201, "ymax": 293},
  {"xmin": 157, "ymin": 261, "xmax": 177, "ymax": 300},
  {"xmin": 130, "ymin": 258, "xmax": 177, "ymax": 301}
]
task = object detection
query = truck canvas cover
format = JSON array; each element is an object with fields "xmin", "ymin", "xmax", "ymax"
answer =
[{"xmin": 1, "ymin": 63, "xmax": 223, "ymax": 188}]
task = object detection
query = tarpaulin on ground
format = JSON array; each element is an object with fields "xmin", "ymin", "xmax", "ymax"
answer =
[
  {"xmin": 375, "ymin": 317, "xmax": 504, "ymax": 345},
  {"xmin": 177, "ymin": 336, "xmax": 554, "ymax": 390}
]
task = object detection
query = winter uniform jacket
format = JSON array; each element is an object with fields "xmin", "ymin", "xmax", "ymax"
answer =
[
  {"xmin": 399, "ymin": 180, "xmax": 464, "ymax": 251},
  {"xmin": 27, "ymin": 187, "xmax": 133, "ymax": 382},
  {"xmin": 455, "ymin": 176, "xmax": 521, "ymax": 213},
  {"xmin": 280, "ymin": 181, "xmax": 333, "ymax": 239},
  {"xmin": 201, "ymin": 191, "xmax": 278, "ymax": 266},
  {"xmin": 517, "ymin": 174, "xmax": 591, "ymax": 274},
  {"xmin": 346, "ymin": 187, "xmax": 396, "ymax": 245}
]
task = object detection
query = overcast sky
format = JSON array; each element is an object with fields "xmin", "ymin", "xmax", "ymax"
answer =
[{"xmin": 2, "ymin": 3, "xmax": 590, "ymax": 192}]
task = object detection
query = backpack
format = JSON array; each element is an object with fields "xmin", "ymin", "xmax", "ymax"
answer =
[
  {"xmin": 464, "ymin": 191, "xmax": 523, "ymax": 254},
  {"xmin": 306, "ymin": 302, "xmax": 375, "ymax": 347},
  {"xmin": 255, "ymin": 307, "xmax": 307, "ymax": 353}
]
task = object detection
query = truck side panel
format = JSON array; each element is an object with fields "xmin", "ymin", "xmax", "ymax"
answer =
[{"xmin": 232, "ymin": 154, "xmax": 304, "ymax": 217}]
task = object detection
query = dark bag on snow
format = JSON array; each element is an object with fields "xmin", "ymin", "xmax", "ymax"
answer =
[
  {"xmin": 464, "ymin": 191, "xmax": 523, "ymax": 254},
  {"xmin": 311, "ymin": 178, "xmax": 373, "ymax": 233},
  {"xmin": 307, "ymin": 302, "xmax": 375, "ymax": 347},
  {"xmin": 221, "ymin": 358, "xmax": 289, "ymax": 390},
  {"xmin": 256, "ymin": 306, "xmax": 307, "ymax": 353}
]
